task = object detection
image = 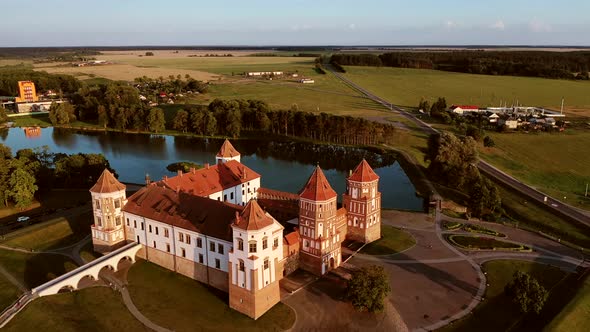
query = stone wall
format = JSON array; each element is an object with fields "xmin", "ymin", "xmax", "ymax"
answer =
[{"xmin": 229, "ymin": 265, "xmax": 281, "ymax": 320}]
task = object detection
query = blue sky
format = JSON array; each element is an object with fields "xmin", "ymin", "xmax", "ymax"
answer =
[{"xmin": 1, "ymin": 0, "xmax": 589, "ymax": 46}]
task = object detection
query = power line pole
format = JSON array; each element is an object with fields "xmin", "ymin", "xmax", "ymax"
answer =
[{"xmin": 585, "ymin": 183, "xmax": 588, "ymax": 197}]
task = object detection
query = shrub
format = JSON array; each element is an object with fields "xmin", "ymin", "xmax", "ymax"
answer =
[
  {"xmin": 505, "ymin": 271, "xmax": 548, "ymax": 314},
  {"xmin": 483, "ymin": 136, "xmax": 495, "ymax": 147}
]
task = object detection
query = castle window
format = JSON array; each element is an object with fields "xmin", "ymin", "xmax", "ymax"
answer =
[
  {"xmin": 198, "ymin": 254, "xmax": 204, "ymax": 264},
  {"xmin": 97, "ymin": 216, "xmax": 102, "ymax": 227},
  {"xmin": 237, "ymin": 238, "xmax": 244, "ymax": 251},
  {"xmin": 141, "ymin": 222, "xmax": 144, "ymax": 231},
  {"xmin": 155, "ymin": 227, "xmax": 159, "ymax": 235},
  {"xmin": 164, "ymin": 229, "xmax": 169, "ymax": 238},
  {"xmin": 134, "ymin": 220, "xmax": 137, "ymax": 228},
  {"xmin": 179, "ymin": 233, "xmax": 184, "ymax": 242},
  {"xmin": 262, "ymin": 237, "xmax": 268, "ymax": 250},
  {"xmin": 239, "ymin": 259, "xmax": 245, "ymax": 271},
  {"xmin": 126, "ymin": 218, "xmax": 129, "ymax": 226},
  {"xmin": 149, "ymin": 225, "xmax": 152, "ymax": 233},
  {"xmin": 249, "ymin": 241, "xmax": 257, "ymax": 253},
  {"xmin": 264, "ymin": 258, "xmax": 269, "ymax": 270},
  {"xmin": 197, "ymin": 238, "xmax": 202, "ymax": 248},
  {"xmin": 116, "ymin": 216, "xmax": 121, "ymax": 226},
  {"xmin": 230, "ymin": 192, "xmax": 234, "ymax": 200},
  {"xmin": 115, "ymin": 199, "xmax": 121, "ymax": 209},
  {"xmin": 273, "ymin": 238, "xmax": 279, "ymax": 248},
  {"xmin": 186, "ymin": 235, "xmax": 191, "ymax": 245},
  {"xmin": 95, "ymin": 199, "xmax": 100, "ymax": 209},
  {"xmin": 210, "ymin": 242, "xmax": 215, "ymax": 252},
  {"xmin": 242, "ymin": 190, "xmax": 245, "ymax": 195},
  {"xmin": 218, "ymin": 244, "xmax": 224, "ymax": 254},
  {"xmin": 153, "ymin": 241, "xmax": 156, "ymax": 248},
  {"xmin": 224, "ymin": 194, "xmax": 227, "ymax": 201},
  {"xmin": 215, "ymin": 259, "xmax": 221, "ymax": 269},
  {"xmin": 166, "ymin": 244, "xmax": 170, "ymax": 252},
  {"xmin": 181, "ymin": 248, "xmax": 186, "ymax": 257}
]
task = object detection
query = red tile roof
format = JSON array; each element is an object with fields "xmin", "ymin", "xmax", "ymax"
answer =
[
  {"xmin": 217, "ymin": 139, "xmax": 240, "ymax": 158},
  {"xmin": 233, "ymin": 199, "xmax": 275, "ymax": 231},
  {"xmin": 451, "ymin": 105, "xmax": 479, "ymax": 110},
  {"xmin": 284, "ymin": 230, "xmax": 300, "ymax": 246},
  {"xmin": 90, "ymin": 169, "xmax": 126, "ymax": 193},
  {"xmin": 299, "ymin": 166, "xmax": 337, "ymax": 201},
  {"xmin": 123, "ymin": 184, "xmax": 243, "ymax": 241},
  {"xmin": 161, "ymin": 160, "xmax": 260, "ymax": 197},
  {"xmin": 348, "ymin": 159, "xmax": 379, "ymax": 182}
]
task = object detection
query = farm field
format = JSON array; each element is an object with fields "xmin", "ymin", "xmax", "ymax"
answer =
[
  {"xmin": 481, "ymin": 131, "xmax": 590, "ymax": 210},
  {"xmin": 341, "ymin": 66, "xmax": 590, "ymax": 113}
]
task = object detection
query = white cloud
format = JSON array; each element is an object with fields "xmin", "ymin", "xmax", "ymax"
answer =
[
  {"xmin": 349, "ymin": 23, "xmax": 356, "ymax": 30},
  {"xmin": 490, "ymin": 20, "xmax": 505, "ymax": 30},
  {"xmin": 529, "ymin": 19, "xmax": 552, "ymax": 32}
]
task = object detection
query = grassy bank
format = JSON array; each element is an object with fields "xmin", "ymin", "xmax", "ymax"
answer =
[
  {"xmin": 0, "ymin": 249, "xmax": 77, "ymax": 289},
  {"xmin": 3, "ymin": 287, "xmax": 147, "ymax": 332},
  {"xmin": 127, "ymin": 259, "xmax": 295, "ymax": 332},
  {"xmin": 360, "ymin": 225, "xmax": 416, "ymax": 255},
  {"xmin": 0, "ymin": 275, "xmax": 21, "ymax": 311},
  {"xmin": 440, "ymin": 260, "xmax": 568, "ymax": 332},
  {"xmin": 545, "ymin": 274, "xmax": 590, "ymax": 332}
]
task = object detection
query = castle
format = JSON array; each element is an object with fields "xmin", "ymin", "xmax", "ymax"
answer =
[{"xmin": 90, "ymin": 140, "xmax": 382, "ymax": 319}]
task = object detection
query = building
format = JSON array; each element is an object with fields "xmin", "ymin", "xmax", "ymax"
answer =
[
  {"xmin": 15, "ymin": 81, "xmax": 38, "ymax": 103},
  {"xmin": 450, "ymin": 105, "xmax": 480, "ymax": 115},
  {"xmin": 90, "ymin": 140, "xmax": 382, "ymax": 319},
  {"xmin": 299, "ymin": 78, "xmax": 315, "ymax": 84}
]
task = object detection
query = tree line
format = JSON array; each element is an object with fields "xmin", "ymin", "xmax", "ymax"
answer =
[
  {"xmin": 0, "ymin": 65, "xmax": 81, "ymax": 96},
  {"xmin": 0, "ymin": 144, "xmax": 115, "ymax": 209},
  {"xmin": 171, "ymin": 99, "xmax": 398, "ymax": 146},
  {"xmin": 331, "ymin": 51, "xmax": 590, "ymax": 80}
]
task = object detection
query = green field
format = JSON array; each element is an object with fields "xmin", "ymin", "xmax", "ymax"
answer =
[
  {"xmin": 127, "ymin": 260, "xmax": 295, "ymax": 332},
  {"xmin": 0, "ymin": 249, "xmax": 77, "ymax": 289},
  {"xmin": 1, "ymin": 212, "xmax": 93, "ymax": 251},
  {"xmin": 342, "ymin": 66, "xmax": 590, "ymax": 111},
  {"xmin": 3, "ymin": 287, "xmax": 148, "ymax": 332},
  {"xmin": 360, "ymin": 225, "xmax": 416, "ymax": 255},
  {"xmin": 0, "ymin": 274, "xmax": 21, "ymax": 311},
  {"xmin": 546, "ymin": 274, "xmax": 590, "ymax": 332},
  {"xmin": 481, "ymin": 131, "xmax": 590, "ymax": 210},
  {"xmin": 441, "ymin": 260, "xmax": 567, "ymax": 332}
]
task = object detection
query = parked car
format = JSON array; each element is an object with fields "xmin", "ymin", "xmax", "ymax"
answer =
[{"xmin": 17, "ymin": 216, "xmax": 30, "ymax": 222}]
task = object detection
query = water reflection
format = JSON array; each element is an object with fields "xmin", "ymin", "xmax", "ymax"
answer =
[{"xmin": 1, "ymin": 127, "xmax": 423, "ymax": 210}]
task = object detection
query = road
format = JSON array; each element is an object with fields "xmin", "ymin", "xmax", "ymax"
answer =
[{"xmin": 326, "ymin": 65, "xmax": 590, "ymax": 228}]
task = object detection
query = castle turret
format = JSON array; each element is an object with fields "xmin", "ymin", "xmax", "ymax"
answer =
[
  {"xmin": 342, "ymin": 159, "xmax": 381, "ymax": 243},
  {"xmin": 297, "ymin": 166, "xmax": 342, "ymax": 275},
  {"xmin": 228, "ymin": 199, "xmax": 284, "ymax": 319},
  {"xmin": 216, "ymin": 139, "xmax": 241, "ymax": 164},
  {"xmin": 90, "ymin": 169, "xmax": 127, "ymax": 253}
]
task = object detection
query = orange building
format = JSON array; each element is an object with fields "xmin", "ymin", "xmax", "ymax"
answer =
[{"xmin": 15, "ymin": 81, "xmax": 38, "ymax": 103}]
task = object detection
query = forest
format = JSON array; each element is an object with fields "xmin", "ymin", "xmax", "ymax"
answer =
[
  {"xmin": 330, "ymin": 51, "xmax": 590, "ymax": 79},
  {"xmin": 0, "ymin": 65, "xmax": 81, "ymax": 96}
]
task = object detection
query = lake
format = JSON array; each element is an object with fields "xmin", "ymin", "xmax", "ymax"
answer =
[{"xmin": 0, "ymin": 127, "xmax": 424, "ymax": 211}]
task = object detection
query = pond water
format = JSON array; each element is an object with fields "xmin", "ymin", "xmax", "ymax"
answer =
[{"xmin": 0, "ymin": 127, "xmax": 424, "ymax": 211}]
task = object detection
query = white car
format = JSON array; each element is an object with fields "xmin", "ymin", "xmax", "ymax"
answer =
[{"xmin": 17, "ymin": 216, "xmax": 30, "ymax": 222}]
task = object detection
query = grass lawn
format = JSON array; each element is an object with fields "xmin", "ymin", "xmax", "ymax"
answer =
[
  {"xmin": 0, "ymin": 249, "xmax": 77, "ymax": 289},
  {"xmin": 360, "ymin": 225, "xmax": 416, "ymax": 255},
  {"xmin": 127, "ymin": 260, "xmax": 295, "ymax": 332},
  {"xmin": 545, "ymin": 274, "xmax": 590, "ymax": 332},
  {"xmin": 342, "ymin": 66, "xmax": 590, "ymax": 111},
  {"xmin": 9, "ymin": 113, "xmax": 52, "ymax": 127},
  {"xmin": 498, "ymin": 184, "xmax": 590, "ymax": 249},
  {"xmin": 462, "ymin": 224, "xmax": 505, "ymax": 238},
  {"xmin": 440, "ymin": 260, "xmax": 568, "ymax": 332},
  {"xmin": 442, "ymin": 221, "xmax": 463, "ymax": 231},
  {"xmin": 1, "ymin": 211, "xmax": 92, "ymax": 251},
  {"xmin": 0, "ymin": 274, "xmax": 21, "ymax": 311},
  {"xmin": 79, "ymin": 241, "xmax": 102, "ymax": 263},
  {"xmin": 481, "ymin": 131, "xmax": 590, "ymax": 210},
  {"xmin": 3, "ymin": 287, "xmax": 148, "ymax": 332},
  {"xmin": 447, "ymin": 235, "xmax": 526, "ymax": 251}
]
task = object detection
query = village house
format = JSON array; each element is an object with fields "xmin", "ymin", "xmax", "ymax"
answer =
[
  {"xmin": 89, "ymin": 140, "xmax": 382, "ymax": 319},
  {"xmin": 450, "ymin": 105, "xmax": 480, "ymax": 116}
]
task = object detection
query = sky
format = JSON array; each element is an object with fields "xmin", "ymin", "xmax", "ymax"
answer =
[{"xmin": 1, "ymin": 0, "xmax": 589, "ymax": 46}]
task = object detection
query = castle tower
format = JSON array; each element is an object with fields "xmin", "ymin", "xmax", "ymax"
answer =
[
  {"xmin": 342, "ymin": 159, "xmax": 381, "ymax": 243},
  {"xmin": 89, "ymin": 169, "xmax": 127, "ymax": 253},
  {"xmin": 298, "ymin": 166, "xmax": 342, "ymax": 275},
  {"xmin": 216, "ymin": 139, "xmax": 241, "ymax": 164},
  {"xmin": 228, "ymin": 199, "xmax": 284, "ymax": 320}
]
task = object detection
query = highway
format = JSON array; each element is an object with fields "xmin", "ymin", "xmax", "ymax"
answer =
[{"xmin": 326, "ymin": 64, "xmax": 590, "ymax": 228}]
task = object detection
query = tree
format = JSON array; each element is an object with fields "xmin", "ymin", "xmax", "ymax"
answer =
[
  {"xmin": 145, "ymin": 52, "xmax": 154, "ymax": 56},
  {"xmin": 483, "ymin": 136, "xmax": 495, "ymax": 147},
  {"xmin": 0, "ymin": 106, "xmax": 7, "ymax": 124},
  {"xmin": 48, "ymin": 102, "xmax": 76, "ymax": 125},
  {"xmin": 166, "ymin": 161, "xmax": 201, "ymax": 173},
  {"xmin": 172, "ymin": 109, "xmax": 189, "ymax": 133},
  {"xmin": 147, "ymin": 108, "xmax": 165, "ymax": 133},
  {"xmin": 97, "ymin": 105, "xmax": 109, "ymax": 128},
  {"xmin": 505, "ymin": 271, "xmax": 548, "ymax": 314},
  {"xmin": 347, "ymin": 265, "xmax": 391, "ymax": 313},
  {"xmin": 5, "ymin": 167, "xmax": 38, "ymax": 209}
]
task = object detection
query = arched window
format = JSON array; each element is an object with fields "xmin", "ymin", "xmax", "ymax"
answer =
[{"xmin": 237, "ymin": 238, "xmax": 244, "ymax": 251}]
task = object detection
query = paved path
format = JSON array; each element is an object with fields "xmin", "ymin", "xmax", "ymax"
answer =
[{"xmin": 0, "ymin": 264, "xmax": 27, "ymax": 292}]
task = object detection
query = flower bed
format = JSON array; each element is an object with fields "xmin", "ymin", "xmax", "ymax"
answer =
[
  {"xmin": 446, "ymin": 235, "xmax": 531, "ymax": 252},
  {"xmin": 442, "ymin": 221, "xmax": 463, "ymax": 231},
  {"xmin": 463, "ymin": 224, "xmax": 506, "ymax": 238}
]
